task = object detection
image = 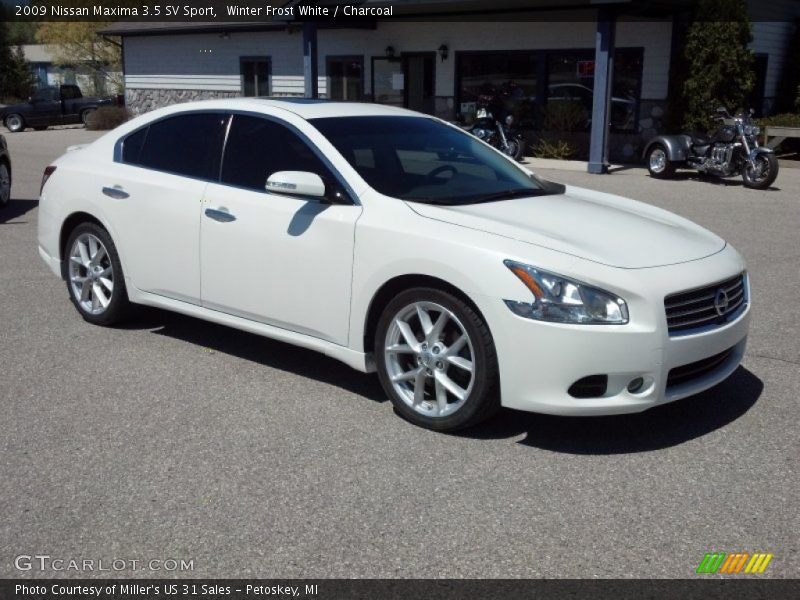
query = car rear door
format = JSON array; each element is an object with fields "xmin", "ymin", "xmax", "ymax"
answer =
[
  {"xmin": 102, "ymin": 112, "xmax": 228, "ymax": 304},
  {"xmin": 199, "ymin": 113, "xmax": 361, "ymax": 345}
]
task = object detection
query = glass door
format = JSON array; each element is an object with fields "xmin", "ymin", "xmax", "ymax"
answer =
[{"xmin": 371, "ymin": 57, "xmax": 404, "ymax": 107}]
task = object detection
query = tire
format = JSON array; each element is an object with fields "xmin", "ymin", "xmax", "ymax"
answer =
[
  {"xmin": 81, "ymin": 108, "xmax": 96, "ymax": 127},
  {"xmin": 0, "ymin": 161, "xmax": 10, "ymax": 207},
  {"xmin": 646, "ymin": 144, "xmax": 675, "ymax": 179},
  {"xmin": 64, "ymin": 222, "xmax": 132, "ymax": 326},
  {"xmin": 375, "ymin": 287, "xmax": 500, "ymax": 431},
  {"xmin": 742, "ymin": 153, "xmax": 779, "ymax": 190},
  {"xmin": 504, "ymin": 137, "xmax": 524, "ymax": 161},
  {"xmin": 4, "ymin": 114, "xmax": 25, "ymax": 133}
]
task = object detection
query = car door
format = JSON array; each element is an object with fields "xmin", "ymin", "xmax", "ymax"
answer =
[
  {"xmin": 104, "ymin": 112, "xmax": 228, "ymax": 304},
  {"xmin": 200, "ymin": 113, "xmax": 362, "ymax": 346},
  {"xmin": 27, "ymin": 88, "xmax": 62, "ymax": 126}
]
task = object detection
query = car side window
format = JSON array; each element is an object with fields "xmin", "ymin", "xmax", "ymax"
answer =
[
  {"xmin": 33, "ymin": 88, "xmax": 56, "ymax": 102},
  {"xmin": 122, "ymin": 127, "xmax": 147, "ymax": 164},
  {"xmin": 220, "ymin": 115, "xmax": 333, "ymax": 193},
  {"xmin": 122, "ymin": 113, "xmax": 227, "ymax": 180}
]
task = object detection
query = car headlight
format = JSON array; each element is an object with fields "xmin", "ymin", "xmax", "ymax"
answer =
[{"xmin": 504, "ymin": 260, "xmax": 629, "ymax": 324}]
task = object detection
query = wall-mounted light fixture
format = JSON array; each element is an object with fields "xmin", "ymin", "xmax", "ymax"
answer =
[
  {"xmin": 385, "ymin": 46, "xmax": 396, "ymax": 58},
  {"xmin": 438, "ymin": 44, "xmax": 449, "ymax": 62}
]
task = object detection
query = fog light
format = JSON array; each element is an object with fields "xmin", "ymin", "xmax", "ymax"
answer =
[{"xmin": 627, "ymin": 377, "xmax": 645, "ymax": 394}]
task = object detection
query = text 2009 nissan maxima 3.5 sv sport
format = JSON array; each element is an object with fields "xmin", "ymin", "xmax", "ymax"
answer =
[{"xmin": 37, "ymin": 99, "xmax": 750, "ymax": 431}]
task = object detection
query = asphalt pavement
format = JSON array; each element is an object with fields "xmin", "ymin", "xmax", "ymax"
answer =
[{"xmin": 0, "ymin": 128, "xmax": 797, "ymax": 579}]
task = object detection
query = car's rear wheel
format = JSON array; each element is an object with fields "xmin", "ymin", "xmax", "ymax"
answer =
[
  {"xmin": 375, "ymin": 288, "xmax": 500, "ymax": 431},
  {"xmin": 0, "ymin": 162, "xmax": 10, "ymax": 207},
  {"xmin": 65, "ymin": 223, "xmax": 131, "ymax": 326},
  {"xmin": 5, "ymin": 114, "xmax": 25, "ymax": 133},
  {"xmin": 647, "ymin": 144, "xmax": 675, "ymax": 179},
  {"xmin": 81, "ymin": 109, "xmax": 96, "ymax": 127}
]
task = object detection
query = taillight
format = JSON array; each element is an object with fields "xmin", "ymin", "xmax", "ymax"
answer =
[{"xmin": 40, "ymin": 166, "xmax": 57, "ymax": 194}]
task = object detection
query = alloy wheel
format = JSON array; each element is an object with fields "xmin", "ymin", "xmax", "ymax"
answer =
[
  {"xmin": 5, "ymin": 115, "xmax": 23, "ymax": 133},
  {"xmin": 649, "ymin": 148, "xmax": 667, "ymax": 173},
  {"xmin": 746, "ymin": 155, "xmax": 770, "ymax": 184},
  {"xmin": 383, "ymin": 301, "xmax": 475, "ymax": 418},
  {"xmin": 68, "ymin": 233, "xmax": 114, "ymax": 315}
]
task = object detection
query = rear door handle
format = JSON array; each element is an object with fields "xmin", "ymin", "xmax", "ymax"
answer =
[
  {"xmin": 102, "ymin": 186, "xmax": 129, "ymax": 199},
  {"xmin": 205, "ymin": 207, "xmax": 236, "ymax": 223}
]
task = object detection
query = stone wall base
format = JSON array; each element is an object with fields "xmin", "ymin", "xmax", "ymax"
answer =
[{"xmin": 125, "ymin": 89, "xmax": 243, "ymax": 115}]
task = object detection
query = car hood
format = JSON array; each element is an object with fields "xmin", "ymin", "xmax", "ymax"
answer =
[{"xmin": 406, "ymin": 185, "xmax": 726, "ymax": 269}]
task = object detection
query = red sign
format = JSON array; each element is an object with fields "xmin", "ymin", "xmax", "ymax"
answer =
[{"xmin": 577, "ymin": 60, "xmax": 595, "ymax": 78}]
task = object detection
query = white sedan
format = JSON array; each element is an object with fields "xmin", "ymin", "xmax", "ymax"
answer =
[{"xmin": 37, "ymin": 99, "xmax": 750, "ymax": 431}]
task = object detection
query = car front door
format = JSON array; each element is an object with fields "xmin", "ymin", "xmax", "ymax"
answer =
[
  {"xmin": 200, "ymin": 113, "xmax": 361, "ymax": 346},
  {"xmin": 104, "ymin": 112, "xmax": 228, "ymax": 304},
  {"xmin": 27, "ymin": 88, "xmax": 62, "ymax": 126}
]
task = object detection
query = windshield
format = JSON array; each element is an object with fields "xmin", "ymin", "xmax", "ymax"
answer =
[{"xmin": 310, "ymin": 116, "xmax": 553, "ymax": 205}]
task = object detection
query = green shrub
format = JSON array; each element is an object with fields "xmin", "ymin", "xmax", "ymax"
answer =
[
  {"xmin": 85, "ymin": 106, "xmax": 131, "ymax": 130},
  {"xmin": 531, "ymin": 138, "xmax": 577, "ymax": 160},
  {"xmin": 540, "ymin": 100, "xmax": 589, "ymax": 132}
]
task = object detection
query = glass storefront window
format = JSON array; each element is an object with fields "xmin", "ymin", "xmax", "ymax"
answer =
[
  {"xmin": 327, "ymin": 56, "xmax": 364, "ymax": 101},
  {"xmin": 547, "ymin": 49, "xmax": 642, "ymax": 131},
  {"xmin": 457, "ymin": 53, "xmax": 538, "ymax": 127},
  {"xmin": 456, "ymin": 48, "xmax": 643, "ymax": 131}
]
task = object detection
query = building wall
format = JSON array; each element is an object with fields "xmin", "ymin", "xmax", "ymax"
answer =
[
  {"xmin": 122, "ymin": 14, "xmax": 673, "ymax": 115},
  {"xmin": 748, "ymin": 0, "xmax": 800, "ymax": 111}
]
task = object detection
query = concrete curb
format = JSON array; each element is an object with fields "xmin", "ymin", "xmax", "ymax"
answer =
[{"xmin": 520, "ymin": 157, "xmax": 635, "ymax": 172}]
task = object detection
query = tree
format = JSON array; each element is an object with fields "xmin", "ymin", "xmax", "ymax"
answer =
[
  {"xmin": 36, "ymin": 20, "xmax": 122, "ymax": 96},
  {"xmin": 0, "ymin": 7, "xmax": 36, "ymax": 102},
  {"xmin": 681, "ymin": 0, "xmax": 754, "ymax": 131}
]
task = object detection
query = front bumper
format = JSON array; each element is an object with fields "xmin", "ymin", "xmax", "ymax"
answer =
[{"xmin": 481, "ymin": 251, "xmax": 751, "ymax": 416}]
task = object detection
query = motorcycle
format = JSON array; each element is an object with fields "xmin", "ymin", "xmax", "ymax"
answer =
[
  {"xmin": 466, "ymin": 93, "xmax": 524, "ymax": 161},
  {"xmin": 643, "ymin": 107, "xmax": 778, "ymax": 190}
]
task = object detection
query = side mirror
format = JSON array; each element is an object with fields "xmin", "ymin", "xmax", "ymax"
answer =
[{"xmin": 265, "ymin": 171, "xmax": 327, "ymax": 199}]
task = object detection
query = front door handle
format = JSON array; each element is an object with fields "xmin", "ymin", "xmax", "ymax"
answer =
[
  {"xmin": 205, "ymin": 207, "xmax": 236, "ymax": 223},
  {"xmin": 102, "ymin": 186, "xmax": 129, "ymax": 199}
]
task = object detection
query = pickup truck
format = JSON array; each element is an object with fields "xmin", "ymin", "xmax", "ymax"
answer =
[{"xmin": 1, "ymin": 85, "xmax": 119, "ymax": 133}]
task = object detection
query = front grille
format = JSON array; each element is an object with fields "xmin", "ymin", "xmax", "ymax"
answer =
[
  {"xmin": 664, "ymin": 274, "xmax": 746, "ymax": 335},
  {"xmin": 666, "ymin": 347, "xmax": 735, "ymax": 389}
]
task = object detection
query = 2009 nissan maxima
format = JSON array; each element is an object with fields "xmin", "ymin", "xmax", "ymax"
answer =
[{"xmin": 37, "ymin": 99, "xmax": 750, "ymax": 431}]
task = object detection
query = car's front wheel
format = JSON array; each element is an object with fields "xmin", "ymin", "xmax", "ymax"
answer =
[
  {"xmin": 4, "ymin": 114, "xmax": 25, "ymax": 133},
  {"xmin": 65, "ymin": 223, "xmax": 132, "ymax": 326},
  {"xmin": 375, "ymin": 288, "xmax": 500, "ymax": 431}
]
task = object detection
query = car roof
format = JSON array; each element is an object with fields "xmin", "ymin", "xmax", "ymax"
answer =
[{"xmin": 151, "ymin": 97, "xmax": 422, "ymax": 121}]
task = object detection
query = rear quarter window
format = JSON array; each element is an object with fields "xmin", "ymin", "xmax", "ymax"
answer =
[{"xmin": 120, "ymin": 113, "xmax": 227, "ymax": 180}]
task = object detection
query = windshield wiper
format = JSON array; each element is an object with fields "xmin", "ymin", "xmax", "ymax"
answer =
[{"xmin": 466, "ymin": 188, "xmax": 545, "ymax": 204}]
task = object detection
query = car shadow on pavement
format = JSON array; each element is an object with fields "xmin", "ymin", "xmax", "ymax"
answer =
[
  {"xmin": 459, "ymin": 366, "xmax": 763, "ymax": 454},
  {"xmin": 126, "ymin": 308, "xmax": 388, "ymax": 403},
  {"xmin": 0, "ymin": 199, "xmax": 38, "ymax": 224}
]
